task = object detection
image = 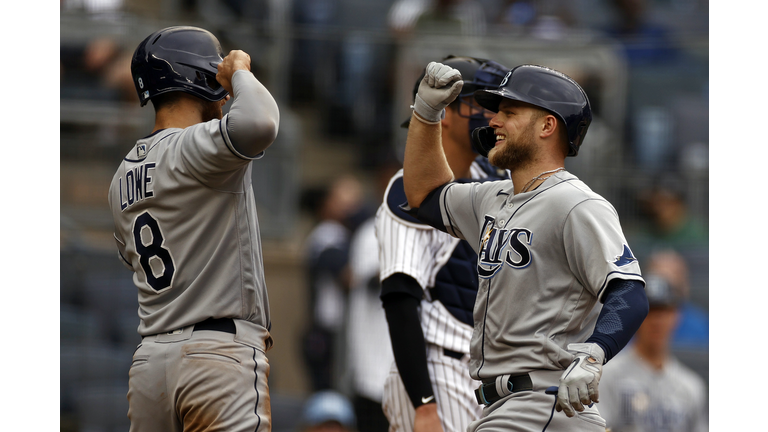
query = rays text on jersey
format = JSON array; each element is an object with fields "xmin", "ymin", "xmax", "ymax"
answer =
[
  {"xmin": 120, "ymin": 162, "xmax": 156, "ymax": 211},
  {"xmin": 477, "ymin": 215, "xmax": 533, "ymax": 278}
]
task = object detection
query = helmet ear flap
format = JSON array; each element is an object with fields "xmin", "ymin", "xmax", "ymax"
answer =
[
  {"xmin": 471, "ymin": 126, "xmax": 496, "ymax": 158},
  {"xmin": 569, "ymin": 119, "xmax": 590, "ymax": 156}
]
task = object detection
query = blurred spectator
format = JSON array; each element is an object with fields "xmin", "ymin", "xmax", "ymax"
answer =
[
  {"xmin": 344, "ymin": 162, "xmax": 399, "ymax": 432},
  {"xmin": 345, "ymin": 216, "xmax": 392, "ymax": 432},
  {"xmin": 300, "ymin": 391, "xmax": 357, "ymax": 432},
  {"xmin": 301, "ymin": 175, "xmax": 365, "ymax": 391},
  {"xmin": 488, "ymin": 0, "xmax": 577, "ymax": 40},
  {"xmin": 603, "ymin": 0, "xmax": 678, "ymax": 66},
  {"xmin": 318, "ymin": 0, "xmax": 399, "ymax": 142},
  {"xmin": 61, "ymin": 0, "xmax": 124, "ymax": 17},
  {"xmin": 387, "ymin": 0, "xmax": 487, "ymax": 37},
  {"xmin": 82, "ymin": 37, "xmax": 120, "ymax": 76},
  {"xmin": 631, "ymin": 175, "xmax": 708, "ymax": 258},
  {"xmin": 60, "ymin": 36, "xmax": 135, "ymax": 102},
  {"xmin": 289, "ymin": 0, "xmax": 339, "ymax": 105},
  {"xmin": 598, "ymin": 250, "xmax": 708, "ymax": 431},
  {"xmin": 644, "ymin": 249, "xmax": 708, "ymax": 349},
  {"xmin": 563, "ymin": 69, "xmax": 619, "ymax": 178},
  {"xmin": 102, "ymin": 48, "xmax": 137, "ymax": 102}
]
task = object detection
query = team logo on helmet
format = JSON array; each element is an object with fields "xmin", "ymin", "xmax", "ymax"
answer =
[{"xmin": 499, "ymin": 71, "xmax": 512, "ymax": 87}]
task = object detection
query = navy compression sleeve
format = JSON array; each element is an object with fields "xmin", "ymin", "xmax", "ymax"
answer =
[
  {"xmin": 405, "ymin": 184, "xmax": 449, "ymax": 233},
  {"xmin": 381, "ymin": 273, "xmax": 435, "ymax": 408},
  {"xmin": 586, "ymin": 278, "xmax": 649, "ymax": 363}
]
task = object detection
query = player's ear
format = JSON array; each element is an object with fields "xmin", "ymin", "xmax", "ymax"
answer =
[
  {"xmin": 539, "ymin": 114, "xmax": 558, "ymax": 139},
  {"xmin": 441, "ymin": 104, "xmax": 457, "ymax": 128}
]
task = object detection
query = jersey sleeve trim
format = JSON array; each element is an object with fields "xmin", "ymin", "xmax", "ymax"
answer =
[
  {"xmin": 383, "ymin": 172, "xmax": 432, "ymax": 229},
  {"xmin": 380, "ymin": 272, "xmax": 424, "ymax": 300},
  {"xmin": 416, "ymin": 184, "xmax": 450, "ymax": 234},
  {"xmin": 219, "ymin": 114, "xmax": 265, "ymax": 161},
  {"xmin": 439, "ymin": 183, "xmax": 460, "ymax": 237},
  {"xmin": 597, "ymin": 271, "xmax": 645, "ymax": 301},
  {"xmin": 378, "ymin": 264, "xmax": 429, "ymax": 290}
]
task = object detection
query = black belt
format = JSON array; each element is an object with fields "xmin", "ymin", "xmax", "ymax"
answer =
[
  {"xmin": 443, "ymin": 348, "xmax": 464, "ymax": 360},
  {"xmin": 474, "ymin": 374, "xmax": 533, "ymax": 406},
  {"xmin": 193, "ymin": 317, "xmax": 236, "ymax": 334}
]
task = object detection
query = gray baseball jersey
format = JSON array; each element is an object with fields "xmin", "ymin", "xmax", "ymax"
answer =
[
  {"xmin": 377, "ymin": 160, "xmax": 507, "ymax": 432},
  {"xmin": 599, "ymin": 348, "xmax": 708, "ymax": 432},
  {"xmin": 107, "ymin": 116, "xmax": 270, "ymax": 337},
  {"xmin": 433, "ymin": 170, "xmax": 643, "ymax": 380}
]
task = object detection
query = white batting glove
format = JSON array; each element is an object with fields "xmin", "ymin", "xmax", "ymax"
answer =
[
  {"xmin": 556, "ymin": 343, "xmax": 605, "ymax": 418},
  {"xmin": 412, "ymin": 62, "xmax": 464, "ymax": 123}
]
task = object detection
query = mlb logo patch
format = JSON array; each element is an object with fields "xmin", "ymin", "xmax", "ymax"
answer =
[
  {"xmin": 143, "ymin": 91, "xmax": 150, "ymax": 100},
  {"xmin": 137, "ymin": 144, "xmax": 147, "ymax": 158}
]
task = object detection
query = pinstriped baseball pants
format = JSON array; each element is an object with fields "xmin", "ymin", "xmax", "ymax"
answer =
[{"xmin": 382, "ymin": 344, "xmax": 482, "ymax": 432}]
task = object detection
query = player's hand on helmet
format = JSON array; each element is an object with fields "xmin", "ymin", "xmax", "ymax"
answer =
[
  {"xmin": 556, "ymin": 343, "xmax": 605, "ymax": 418},
  {"xmin": 413, "ymin": 62, "xmax": 463, "ymax": 123},
  {"xmin": 216, "ymin": 50, "xmax": 252, "ymax": 95}
]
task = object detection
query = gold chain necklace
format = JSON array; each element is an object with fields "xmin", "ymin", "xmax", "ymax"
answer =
[{"xmin": 520, "ymin": 167, "xmax": 565, "ymax": 193}]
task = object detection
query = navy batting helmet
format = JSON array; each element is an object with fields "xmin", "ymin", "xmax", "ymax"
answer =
[
  {"xmin": 131, "ymin": 26, "xmax": 229, "ymax": 107},
  {"xmin": 402, "ymin": 55, "xmax": 509, "ymax": 129},
  {"xmin": 473, "ymin": 65, "xmax": 592, "ymax": 157}
]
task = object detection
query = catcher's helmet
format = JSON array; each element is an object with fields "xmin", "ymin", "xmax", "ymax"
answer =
[
  {"xmin": 473, "ymin": 65, "xmax": 592, "ymax": 157},
  {"xmin": 402, "ymin": 55, "xmax": 509, "ymax": 129},
  {"xmin": 131, "ymin": 26, "xmax": 229, "ymax": 107}
]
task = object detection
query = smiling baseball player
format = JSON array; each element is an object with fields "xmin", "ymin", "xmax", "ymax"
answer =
[
  {"xmin": 108, "ymin": 26, "xmax": 279, "ymax": 431},
  {"xmin": 399, "ymin": 62, "xmax": 649, "ymax": 432},
  {"xmin": 377, "ymin": 56, "xmax": 509, "ymax": 432}
]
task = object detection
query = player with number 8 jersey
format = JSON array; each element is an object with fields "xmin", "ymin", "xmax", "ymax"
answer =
[{"xmin": 108, "ymin": 26, "xmax": 279, "ymax": 431}]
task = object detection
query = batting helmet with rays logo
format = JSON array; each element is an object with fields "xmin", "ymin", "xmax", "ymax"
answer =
[
  {"xmin": 472, "ymin": 64, "xmax": 592, "ymax": 157},
  {"xmin": 130, "ymin": 26, "xmax": 229, "ymax": 107}
]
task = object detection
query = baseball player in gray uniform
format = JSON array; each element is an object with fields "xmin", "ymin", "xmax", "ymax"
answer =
[
  {"xmin": 599, "ymin": 252, "xmax": 708, "ymax": 432},
  {"xmin": 377, "ymin": 56, "xmax": 509, "ymax": 432},
  {"xmin": 107, "ymin": 26, "xmax": 279, "ymax": 432},
  {"xmin": 398, "ymin": 62, "xmax": 650, "ymax": 432}
]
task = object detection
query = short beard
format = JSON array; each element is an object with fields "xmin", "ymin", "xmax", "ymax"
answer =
[
  {"xmin": 488, "ymin": 119, "xmax": 538, "ymax": 170},
  {"xmin": 201, "ymin": 99, "xmax": 224, "ymax": 122}
]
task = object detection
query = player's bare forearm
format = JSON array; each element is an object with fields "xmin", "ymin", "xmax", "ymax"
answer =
[
  {"xmin": 403, "ymin": 112, "xmax": 453, "ymax": 208},
  {"xmin": 414, "ymin": 403, "xmax": 445, "ymax": 432}
]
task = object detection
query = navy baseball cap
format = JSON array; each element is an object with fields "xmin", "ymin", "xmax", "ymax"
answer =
[
  {"xmin": 301, "ymin": 391, "xmax": 356, "ymax": 428},
  {"xmin": 644, "ymin": 274, "xmax": 684, "ymax": 308}
]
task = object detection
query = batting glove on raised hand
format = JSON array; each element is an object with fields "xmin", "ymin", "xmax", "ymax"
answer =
[
  {"xmin": 412, "ymin": 62, "xmax": 464, "ymax": 123},
  {"xmin": 556, "ymin": 343, "xmax": 605, "ymax": 418}
]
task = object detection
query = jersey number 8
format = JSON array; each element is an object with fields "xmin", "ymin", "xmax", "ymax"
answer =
[{"xmin": 133, "ymin": 211, "xmax": 176, "ymax": 291}]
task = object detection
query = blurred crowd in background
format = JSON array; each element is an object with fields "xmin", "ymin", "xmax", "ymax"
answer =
[{"xmin": 60, "ymin": 0, "xmax": 708, "ymax": 431}]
